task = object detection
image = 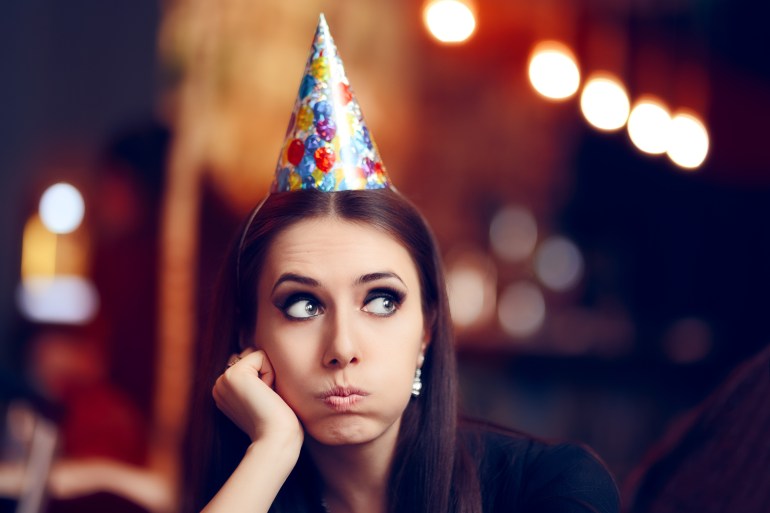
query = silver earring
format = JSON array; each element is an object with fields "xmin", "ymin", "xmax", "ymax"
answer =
[{"xmin": 411, "ymin": 368, "xmax": 422, "ymax": 397}]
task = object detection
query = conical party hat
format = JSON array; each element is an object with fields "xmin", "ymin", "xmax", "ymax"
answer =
[{"xmin": 271, "ymin": 14, "xmax": 392, "ymax": 192}]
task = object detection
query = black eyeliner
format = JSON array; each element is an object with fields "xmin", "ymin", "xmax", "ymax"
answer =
[
  {"xmin": 363, "ymin": 286, "xmax": 406, "ymax": 317},
  {"xmin": 276, "ymin": 291, "xmax": 323, "ymax": 321}
]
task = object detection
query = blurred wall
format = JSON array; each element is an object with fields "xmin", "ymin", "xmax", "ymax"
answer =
[{"xmin": 0, "ymin": 0, "xmax": 161, "ymax": 357}]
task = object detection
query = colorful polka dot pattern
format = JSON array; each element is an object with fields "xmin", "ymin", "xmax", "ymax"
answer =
[{"xmin": 271, "ymin": 14, "xmax": 392, "ymax": 192}]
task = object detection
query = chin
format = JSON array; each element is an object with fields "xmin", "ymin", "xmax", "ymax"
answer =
[{"xmin": 305, "ymin": 415, "xmax": 397, "ymax": 447}]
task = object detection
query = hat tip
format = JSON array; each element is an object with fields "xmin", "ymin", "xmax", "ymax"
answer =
[{"xmin": 318, "ymin": 12, "xmax": 327, "ymax": 25}]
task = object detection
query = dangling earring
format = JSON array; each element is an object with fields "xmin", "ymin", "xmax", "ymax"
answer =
[{"xmin": 411, "ymin": 368, "xmax": 423, "ymax": 397}]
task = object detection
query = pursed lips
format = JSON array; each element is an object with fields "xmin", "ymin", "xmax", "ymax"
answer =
[{"xmin": 318, "ymin": 386, "xmax": 369, "ymax": 412}]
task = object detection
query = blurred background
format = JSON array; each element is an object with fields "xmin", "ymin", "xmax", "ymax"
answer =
[{"xmin": 1, "ymin": 0, "xmax": 769, "ymax": 511}]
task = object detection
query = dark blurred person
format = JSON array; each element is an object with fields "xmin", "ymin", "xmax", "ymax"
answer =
[
  {"xmin": 2, "ymin": 321, "xmax": 166, "ymax": 513},
  {"xmin": 90, "ymin": 120, "xmax": 170, "ymax": 419},
  {"xmin": 624, "ymin": 343, "xmax": 770, "ymax": 513},
  {"xmin": 25, "ymin": 323, "xmax": 145, "ymax": 465},
  {"xmin": 0, "ymin": 120, "xmax": 173, "ymax": 513}
]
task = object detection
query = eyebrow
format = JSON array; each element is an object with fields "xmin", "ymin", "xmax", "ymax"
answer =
[
  {"xmin": 271, "ymin": 273, "xmax": 321, "ymax": 295},
  {"xmin": 271, "ymin": 271, "xmax": 407, "ymax": 295},
  {"xmin": 356, "ymin": 272, "xmax": 407, "ymax": 289}
]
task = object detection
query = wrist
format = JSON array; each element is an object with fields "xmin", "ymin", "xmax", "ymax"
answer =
[
  {"xmin": 251, "ymin": 426, "xmax": 303, "ymax": 455},
  {"xmin": 244, "ymin": 433, "xmax": 303, "ymax": 480},
  {"xmin": 251, "ymin": 414, "xmax": 304, "ymax": 445}
]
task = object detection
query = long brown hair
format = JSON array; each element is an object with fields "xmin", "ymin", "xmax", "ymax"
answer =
[{"xmin": 183, "ymin": 189, "xmax": 480, "ymax": 513}]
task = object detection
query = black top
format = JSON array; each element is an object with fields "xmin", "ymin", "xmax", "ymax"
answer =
[
  {"xmin": 464, "ymin": 426, "xmax": 620, "ymax": 513},
  {"xmin": 282, "ymin": 424, "xmax": 620, "ymax": 513}
]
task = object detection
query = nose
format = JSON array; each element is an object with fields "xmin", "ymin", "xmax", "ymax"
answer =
[{"xmin": 322, "ymin": 308, "xmax": 360, "ymax": 369}]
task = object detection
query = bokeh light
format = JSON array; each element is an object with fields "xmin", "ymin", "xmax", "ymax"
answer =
[
  {"xmin": 497, "ymin": 281, "xmax": 546, "ymax": 338},
  {"xmin": 446, "ymin": 249, "xmax": 497, "ymax": 329},
  {"xmin": 627, "ymin": 97, "xmax": 671, "ymax": 155},
  {"xmin": 580, "ymin": 73, "xmax": 630, "ymax": 131},
  {"xmin": 423, "ymin": 0, "xmax": 476, "ymax": 44},
  {"xmin": 489, "ymin": 205, "xmax": 538, "ymax": 262},
  {"xmin": 528, "ymin": 41, "xmax": 580, "ymax": 100},
  {"xmin": 666, "ymin": 111, "xmax": 709, "ymax": 169},
  {"xmin": 39, "ymin": 183, "xmax": 85, "ymax": 235},
  {"xmin": 534, "ymin": 236, "xmax": 584, "ymax": 291},
  {"xmin": 17, "ymin": 276, "xmax": 99, "ymax": 325}
]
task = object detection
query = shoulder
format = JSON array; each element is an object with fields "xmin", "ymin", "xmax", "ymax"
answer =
[{"xmin": 460, "ymin": 422, "xmax": 620, "ymax": 513}]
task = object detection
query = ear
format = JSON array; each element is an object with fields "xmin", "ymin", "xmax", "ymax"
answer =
[
  {"xmin": 417, "ymin": 328, "xmax": 430, "ymax": 369},
  {"xmin": 421, "ymin": 306, "xmax": 437, "ymax": 354}
]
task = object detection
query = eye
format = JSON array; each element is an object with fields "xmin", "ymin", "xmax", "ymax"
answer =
[
  {"xmin": 284, "ymin": 297, "xmax": 323, "ymax": 319},
  {"xmin": 363, "ymin": 289, "xmax": 404, "ymax": 317}
]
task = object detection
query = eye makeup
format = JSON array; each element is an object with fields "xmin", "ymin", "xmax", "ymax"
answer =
[
  {"xmin": 269, "ymin": 272, "xmax": 409, "ymax": 321},
  {"xmin": 363, "ymin": 286, "xmax": 406, "ymax": 317},
  {"xmin": 275, "ymin": 292, "xmax": 325, "ymax": 321}
]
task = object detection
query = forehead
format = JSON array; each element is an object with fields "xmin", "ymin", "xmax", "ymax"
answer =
[{"xmin": 260, "ymin": 217, "xmax": 419, "ymax": 286}]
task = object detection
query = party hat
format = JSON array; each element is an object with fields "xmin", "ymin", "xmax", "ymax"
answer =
[{"xmin": 271, "ymin": 14, "xmax": 392, "ymax": 192}]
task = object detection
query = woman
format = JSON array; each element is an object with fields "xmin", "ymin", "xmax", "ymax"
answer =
[{"xmin": 184, "ymin": 15, "xmax": 619, "ymax": 513}]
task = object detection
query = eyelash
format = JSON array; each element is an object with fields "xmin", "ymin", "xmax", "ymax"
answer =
[
  {"xmin": 278, "ymin": 287, "xmax": 406, "ymax": 321},
  {"xmin": 364, "ymin": 287, "xmax": 405, "ymax": 315},
  {"xmin": 280, "ymin": 293, "xmax": 322, "ymax": 321}
]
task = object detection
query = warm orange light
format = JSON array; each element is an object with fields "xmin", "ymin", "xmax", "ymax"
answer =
[
  {"xmin": 580, "ymin": 73, "xmax": 630, "ymax": 131},
  {"xmin": 667, "ymin": 111, "xmax": 709, "ymax": 170},
  {"xmin": 627, "ymin": 96, "xmax": 671, "ymax": 154},
  {"xmin": 21, "ymin": 215, "xmax": 57, "ymax": 279},
  {"xmin": 528, "ymin": 41, "xmax": 580, "ymax": 100},
  {"xmin": 423, "ymin": 0, "xmax": 476, "ymax": 44},
  {"xmin": 23, "ymin": 213, "xmax": 89, "ymax": 279},
  {"xmin": 446, "ymin": 249, "xmax": 497, "ymax": 330},
  {"xmin": 18, "ymin": 214, "xmax": 97, "ymax": 325}
]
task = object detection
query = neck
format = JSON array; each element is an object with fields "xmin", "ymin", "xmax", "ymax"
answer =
[{"xmin": 305, "ymin": 421, "xmax": 400, "ymax": 513}]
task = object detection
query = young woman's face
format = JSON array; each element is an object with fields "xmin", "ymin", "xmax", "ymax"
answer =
[{"xmin": 253, "ymin": 217, "xmax": 428, "ymax": 447}]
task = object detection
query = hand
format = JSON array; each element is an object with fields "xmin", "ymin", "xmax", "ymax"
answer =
[{"xmin": 212, "ymin": 349, "xmax": 303, "ymax": 446}]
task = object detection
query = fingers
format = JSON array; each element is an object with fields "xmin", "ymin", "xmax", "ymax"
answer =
[
  {"xmin": 217, "ymin": 349, "xmax": 276, "ymax": 398},
  {"xmin": 227, "ymin": 346, "xmax": 255, "ymax": 367},
  {"xmin": 237, "ymin": 349, "xmax": 276, "ymax": 388},
  {"xmin": 211, "ymin": 349, "xmax": 290, "ymax": 443}
]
